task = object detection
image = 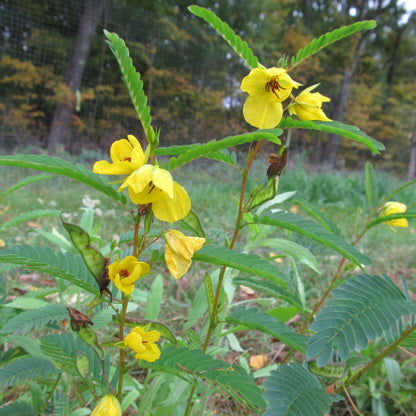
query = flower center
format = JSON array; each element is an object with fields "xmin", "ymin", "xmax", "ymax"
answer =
[
  {"xmin": 120, "ymin": 269, "xmax": 130, "ymax": 278},
  {"xmin": 265, "ymin": 76, "xmax": 285, "ymax": 98},
  {"xmin": 123, "ymin": 157, "xmax": 132, "ymax": 162}
]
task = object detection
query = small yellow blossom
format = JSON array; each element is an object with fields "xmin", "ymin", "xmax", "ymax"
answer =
[
  {"xmin": 119, "ymin": 164, "xmax": 191, "ymax": 222},
  {"xmin": 380, "ymin": 201, "xmax": 408, "ymax": 229},
  {"xmin": 240, "ymin": 67, "xmax": 301, "ymax": 129},
  {"xmin": 108, "ymin": 256, "xmax": 150, "ymax": 295},
  {"xmin": 164, "ymin": 230, "xmax": 205, "ymax": 279},
  {"xmin": 289, "ymin": 84, "xmax": 331, "ymax": 121},
  {"xmin": 124, "ymin": 326, "xmax": 161, "ymax": 363},
  {"xmin": 90, "ymin": 394, "xmax": 121, "ymax": 416},
  {"xmin": 93, "ymin": 134, "xmax": 145, "ymax": 175}
]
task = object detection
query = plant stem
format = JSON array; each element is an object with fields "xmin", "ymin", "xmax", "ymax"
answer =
[
  {"xmin": 38, "ymin": 372, "xmax": 62, "ymax": 415},
  {"xmin": 184, "ymin": 140, "xmax": 263, "ymax": 416},
  {"xmin": 345, "ymin": 321, "xmax": 416, "ymax": 386}
]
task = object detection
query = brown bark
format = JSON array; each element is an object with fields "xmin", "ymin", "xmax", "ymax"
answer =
[{"xmin": 46, "ymin": 0, "xmax": 109, "ymax": 154}]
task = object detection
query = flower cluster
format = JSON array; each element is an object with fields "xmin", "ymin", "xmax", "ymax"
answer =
[
  {"xmin": 93, "ymin": 134, "xmax": 191, "ymax": 223},
  {"xmin": 240, "ymin": 67, "xmax": 331, "ymax": 129}
]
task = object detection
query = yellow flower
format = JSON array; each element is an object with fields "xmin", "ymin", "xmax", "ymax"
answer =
[
  {"xmin": 380, "ymin": 201, "xmax": 408, "ymax": 229},
  {"xmin": 93, "ymin": 134, "xmax": 145, "ymax": 175},
  {"xmin": 240, "ymin": 67, "xmax": 301, "ymax": 129},
  {"xmin": 124, "ymin": 326, "xmax": 161, "ymax": 363},
  {"xmin": 108, "ymin": 256, "xmax": 150, "ymax": 295},
  {"xmin": 289, "ymin": 84, "xmax": 331, "ymax": 121},
  {"xmin": 164, "ymin": 230, "xmax": 205, "ymax": 279},
  {"xmin": 119, "ymin": 164, "xmax": 191, "ymax": 223},
  {"xmin": 90, "ymin": 394, "xmax": 121, "ymax": 416}
]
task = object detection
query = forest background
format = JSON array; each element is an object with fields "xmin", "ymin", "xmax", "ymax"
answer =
[{"xmin": 1, "ymin": 0, "xmax": 416, "ymax": 176}]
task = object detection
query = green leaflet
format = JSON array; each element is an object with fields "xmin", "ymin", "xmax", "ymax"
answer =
[
  {"xmin": 279, "ymin": 117, "xmax": 384, "ymax": 153},
  {"xmin": 0, "ymin": 245, "xmax": 98, "ymax": 294},
  {"xmin": 204, "ymin": 273, "xmax": 216, "ymax": 327},
  {"xmin": 104, "ymin": 30, "xmax": 153, "ymax": 139},
  {"xmin": 142, "ymin": 345, "xmax": 265, "ymax": 409},
  {"xmin": 0, "ymin": 402, "xmax": 37, "ymax": 416},
  {"xmin": 227, "ymin": 308, "xmax": 307, "ymax": 353},
  {"xmin": 293, "ymin": 197, "xmax": 342, "ymax": 237},
  {"xmin": 40, "ymin": 332, "xmax": 110, "ymax": 382},
  {"xmin": 1, "ymin": 209, "xmax": 61, "ymax": 230},
  {"xmin": 2, "ymin": 173, "xmax": 52, "ymax": 198},
  {"xmin": 61, "ymin": 218, "xmax": 107, "ymax": 289},
  {"xmin": 307, "ymin": 274, "xmax": 416, "ymax": 367},
  {"xmin": 180, "ymin": 209, "xmax": 205, "ymax": 238},
  {"xmin": 233, "ymin": 277, "xmax": 302, "ymax": 308},
  {"xmin": 1, "ymin": 304, "xmax": 68, "ymax": 336},
  {"xmin": 367, "ymin": 212, "xmax": 416, "ymax": 229},
  {"xmin": 193, "ymin": 244, "xmax": 289, "ymax": 286},
  {"xmin": 188, "ymin": 5, "xmax": 259, "ymax": 69},
  {"xmin": 0, "ymin": 154, "xmax": 126, "ymax": 204},
  {"xmin": 290, "ymin": 20, "xmax": 376, "ymax": 69},
  {"xmin": 156, "ymin": 145, "xmax": 236, "ymax": 167},
  {"xmin": 365, "ymin": 162, "xmax": 379, "ymax": 211},
  {"xmin": 263, "ymin": 363, "xmax": 335, "ymax": 416},
  {"xmin": 0, "ymin": 356, "xmax": 56, "ymax": 389},
  {"xmin": 166, "ymin": 129, "xmax": 282, "ymax": 170},
  {"xmin": 258, "ymin": 211, "xmax": 371, "ymax": 268}
]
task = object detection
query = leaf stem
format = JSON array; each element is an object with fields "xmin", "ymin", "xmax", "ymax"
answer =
[
  {"xmin": 38, "ymin": 372, "xmax": 62, "ymax": 415},
  {"xmin": 184, "ymin": 141, "xmax": 263, "ymax": 416},
  {"xmin": 345, "ymin": 321, "xmax": 416, "ymax": 386}
]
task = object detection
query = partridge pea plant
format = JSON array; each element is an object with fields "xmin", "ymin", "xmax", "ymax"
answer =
[{"xmin": 1, "ymin": 6, "xmax": 416, "ymax": 416}]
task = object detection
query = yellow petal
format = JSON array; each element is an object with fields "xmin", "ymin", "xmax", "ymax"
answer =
[
  {"xmin": 110, "ymin": 139, "xmax": 132, "ymax": 162},
  {"xmin": 243, "ymin": 93, "xmax": 283, "ymax": 129},
  {"xmin": 151, "ymin": 168, "xmax": 174, "ymax": 199},
  {"xmin": 164, "ymin": 230, "xmax": 205, "ymax": 279},
  {"xmin": 93, "ymin": 160, "xmax": 134, "ymax": 175},
  {"xmin": 240, "ymin": 67, "xmax": 271, "ymax": 94},
  {"xmin": 152, "ymin": 181, "xmax": 191, "ymax": 223},
  {"xmin": 136, "ymin": 342, "xmax": 161, "ymax": 362},
  {"xmin": 90, "ymin": 395, "xmax": 121, "ymax": 416}
]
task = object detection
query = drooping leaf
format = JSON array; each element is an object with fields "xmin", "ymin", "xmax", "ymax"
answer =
[
  {"xmin": 156, "ymin": 144, "xmax": 236, "ymax": 166},
  {"xmin": 367, "ymin": 212, "xmax": 416, "ymax": 229},
  {"xmin": 227, "ymin": 308, "xmax": 307, "ymax": 353},
  {"xmin": 263, "ymin": 363, "xmax": 335, "ymax": 416},
  {"xmin": 0, "ymin": 154, "xmax": 126, "ymax": 204},
  {"xmin": 104, "ymin": 30, "xmax": 152, "ymax": 136},
  {"xmin": 258, "ymin": 212, "xmax": 371, "ymax": 268},
  {"xmin": 0, "ymin": 245, "xmax": 99, "ymax": 294},
  {"xmin": 365, "ymin": 162, "xmax": 379, "ymax": 211},
  {"xmin": 0, "ymin": 402, "xmax": 37, "ymax": 416},
  {"xmin": 307, "ymin": 274, "xmax": 416, "ymax": 367},
  {"xmin": 145, "ymin": 274, "xmax": 163, "ymax": 321},
  {"xmin": 293, "ymin": 198, "xmax": 342, "ymax": 237},
  {"xmin": 193, "ymin": 245, "xmax": 289, "ymax": 286},
  {"xmin": 142, "ymin": 345, "xmax": 265, "ymax": 409},
  {"xmin": 0, "ymin": 356, "xmax": 56, "ymax": 389},
  {"xmin": 188, "ymin": 5, "xmax": 259, "ymax": 68},
  {"xmin": 233, "ymin": 277, "xmax": 302, "ymax": 308},
  {"xmin": 290, "ymin": 20, "xmax": 376, "ymax": 69},
  {"xmin": 1, "ymin": 304, "xmax": 68, "ymax": 335},
  {"xmin": 180, "ymin": 210, "xmax": 205, "ymax": 238},
  {"xmin": 166, "ymin": 130, "xmax": 281, "ymax": 170},
  {"xmin": 40, "ymin": 332, "xmax": 108, "ymax": 382},
  {"xmin": 2, "ymin": 173, "xmax": 52, "ymax": 198},
  {"xmin": 258, "ymin": 238, "xmax": 320, "ymax": 274},
  {"xmin": 1, "ymin": 209, "xmax": 61, "ymax": 230},
  {"xmin": 279, "ymin": 117, "xmax": 384, "ymax": 153},
  {"xmin": 61, "ymin": 218, "xmax": 107, "ymax": 285}
]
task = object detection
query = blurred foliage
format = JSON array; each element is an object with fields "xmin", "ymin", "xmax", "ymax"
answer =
[{"xmin": 0, "ymin": 0, "xmax": 415, "ymax": 172}]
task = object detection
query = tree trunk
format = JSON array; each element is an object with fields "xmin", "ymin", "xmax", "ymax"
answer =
[
  {"xmin": 407, "ymin": 119, "xmax": 416, "ymax": 180},
  {"xmin": 46, "ymin": 0, "xmax": 109, "ymax": 154}
]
